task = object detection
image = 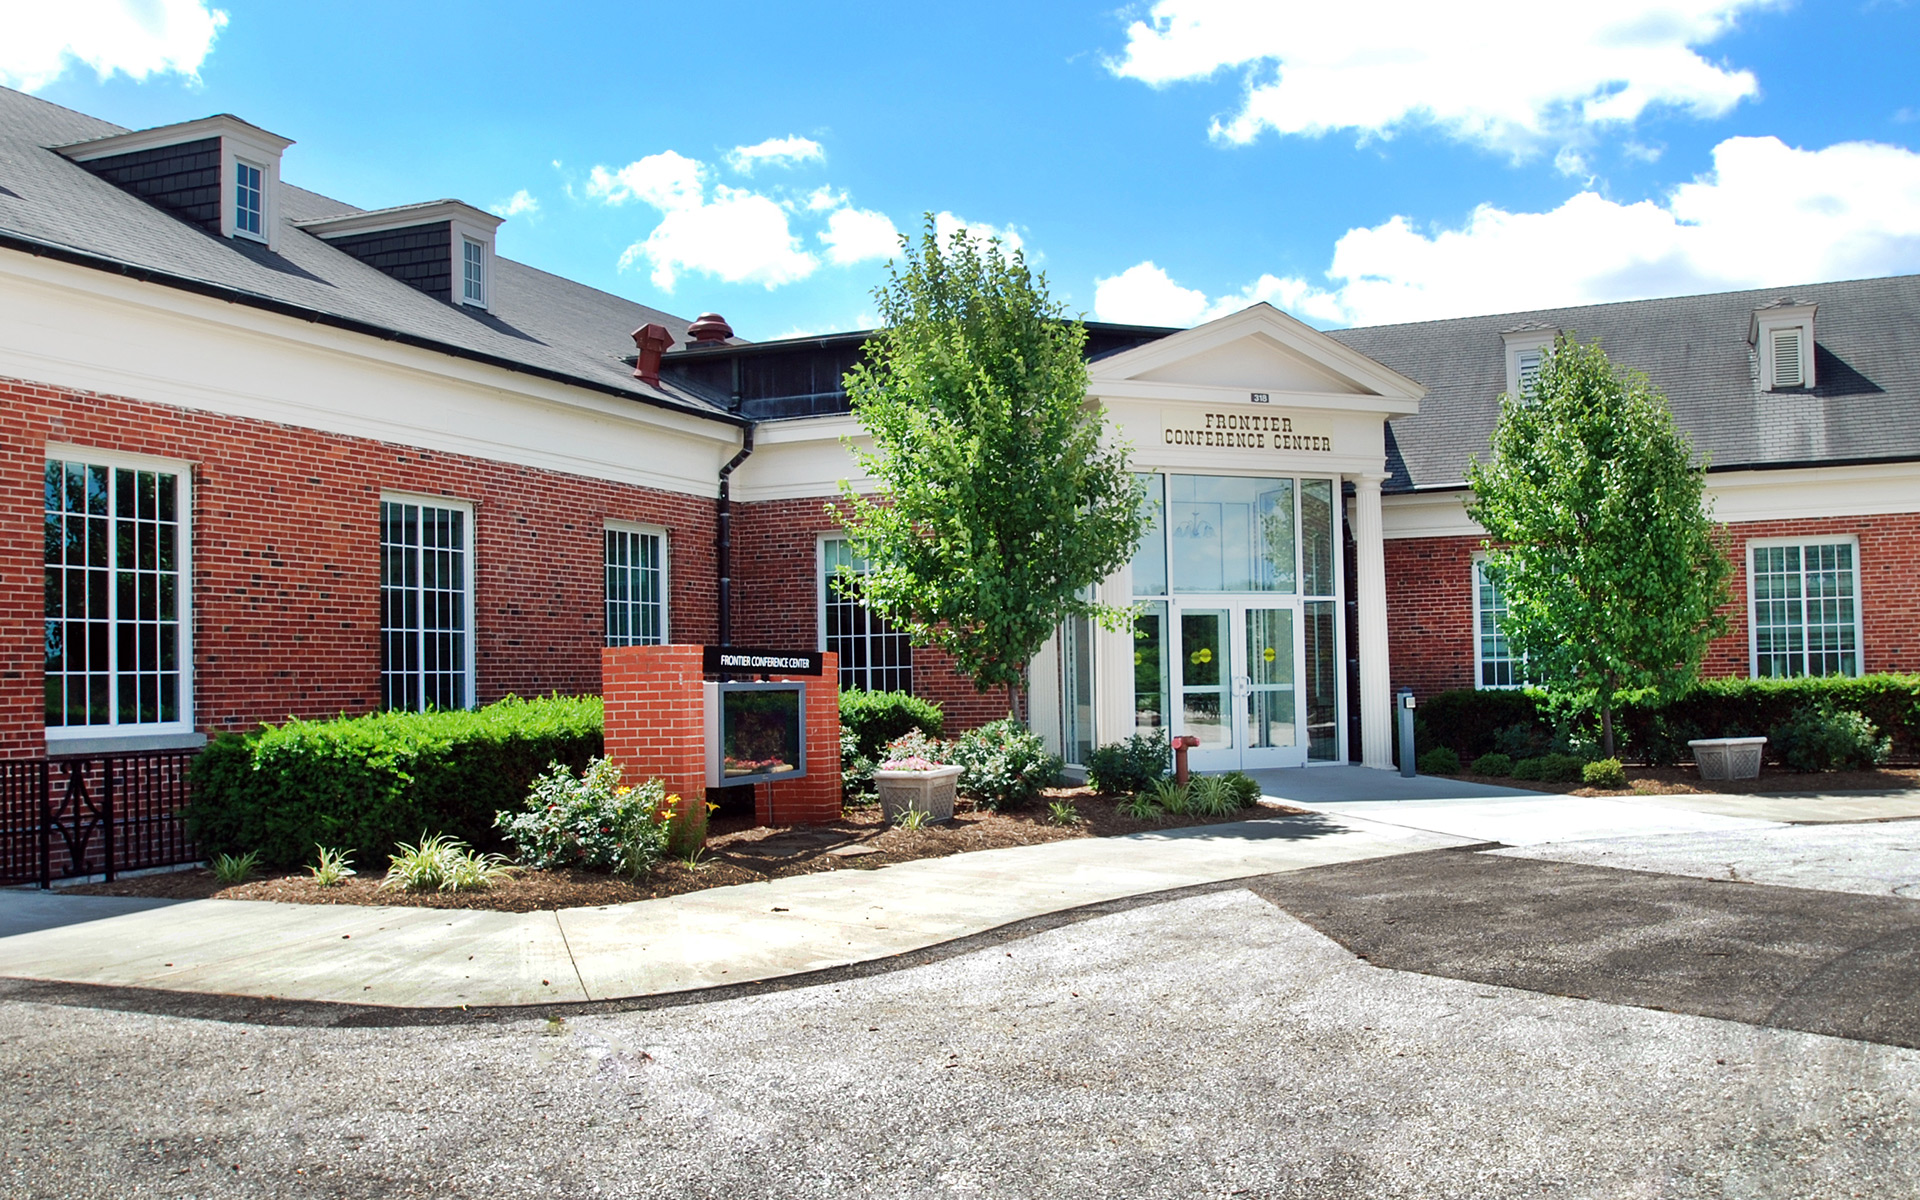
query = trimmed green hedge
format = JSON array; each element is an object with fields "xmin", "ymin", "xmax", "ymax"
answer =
[
  {"xmin": 186, "ymin": 695, "xmax": 604, "ymax": 869},
  {"xmin": 839, "ymin": 689, "xmax": 944, "ymax": 760},
  {"xmin": 1415, "ymin": 675, "xmax": 1920, "ymax": 766}
]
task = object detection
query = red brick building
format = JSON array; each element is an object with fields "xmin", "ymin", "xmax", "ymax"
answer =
[{"xmin": 5, "ymin": 86, "xmax": 1917, "ymax": 777}]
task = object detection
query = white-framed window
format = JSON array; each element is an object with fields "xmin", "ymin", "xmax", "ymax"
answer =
[
  {"xmin": 1473, "ymin": 558, "xmax": 1524, "ymax": 689},
  {"xmin": 820, "ymin": 536, "xmax": 912, "ymax": 694},
  {"xmin": 234, "ymin": 159, "xmax": 264, "ymax": 238},
  {"xmin": 381, "ymin": 496, "xmax": 474, "ymax": 711},
  {"xmin": 1749, "ymin": 538, "xmax": 1861, "ymax": 678},
  {"xmin": 605, "ymin": 524, "xmax": 667, "ymax": 646},
  {"xmin": 462, "ymin": 237, "xmax": 485, "ymax": 306},
  {"xmin": 43, "ymin": 450, "xmax": 193, "ymax": 736}
]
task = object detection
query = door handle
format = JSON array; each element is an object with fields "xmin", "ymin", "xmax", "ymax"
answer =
[{"xmin": 1231, "ymin": 675, "xmax": 1252, "ymax": 698}]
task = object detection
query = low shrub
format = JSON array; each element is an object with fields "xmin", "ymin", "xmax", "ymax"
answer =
[
  {"xmin": 1537, "ymin": 752, "xmax": 1588, "ymax": 783},
  {"xmin": 495, "ymin": 756, "xmax": 674, "ymax": 878},
  {"xmin": 1582, "ymin": 757, "xmax": 1628, "ymax": 789},
  {"xmin": 1417, "ymin": 689, "xmax": 1546, "ymax": 761},
  {"xmin": 1492, "ymin": 721, "xmax": 1559, "ymax": 762},
  {"xmin": 1769, "ymin": 707, "xmax": 1891, "ymax": 772},
  {"xmin": 1615, "ymin": 674, "xmax": 1920, "ymax": 764},
  {"xmin": 1416, "ymin": 747, "xmax": 1461, "ymax": 775},
  {"xmin": 186, "ymin": 695, "xmax": 603, "ymax": 869},
  {"xmin": 839, "ymin": 690, "xmax": 944, "ymax": 761},
  {"xmin": 1085, "ymin": 730, "xmax": 1170, "ymax": 794},
  {"xmin": 1511, "ymin": 757, "xmax": 1547, "ymax": 782},
  {"xmin": 1219, "ymin": 771, "xmax": 1262, "ymax": 807},
  {"xmin": 1470, "ymin": 752, "xmax": 1515, "ymax": 777},
  {"xmin": 948, "ymin": 720, "xmax": 1061, "ymax": 810},
  {"xmin": 1148, "ymin": 777, "xmax": 1190, "ymax": 816},
  {"xmin": 382, "ymin": 833, "xmax": 516, "ymax": 893},
  {"xmin": 841, "ymin": 726, "xmax": 877, "ymax": 807}
]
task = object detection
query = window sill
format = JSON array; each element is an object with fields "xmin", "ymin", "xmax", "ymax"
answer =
[{"xmin": 44, "ymin": 731, "xmax": 208, "ymax": 757}]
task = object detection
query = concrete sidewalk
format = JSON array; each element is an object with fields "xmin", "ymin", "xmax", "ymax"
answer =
[{"xmin": 0, "ymin": 811, "xmax": 1462, "ymax": 1009}]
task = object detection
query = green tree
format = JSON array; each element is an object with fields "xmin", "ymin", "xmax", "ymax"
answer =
[
  {"xmin": 835, "ymin": 217, "xmax": 1146, "ymax": 719},
  {"xmin": 1466, "ymin": 334, "xmax": 1732, "ymax": 757}
]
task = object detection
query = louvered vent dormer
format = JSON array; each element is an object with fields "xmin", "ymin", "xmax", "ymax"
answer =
[
  {"xmin": 296, "ymin": 201, "xmax": 503, "ymax": 311},
  {"xmin": 1749, "ymin": 301, "xmax": 1816, "ymax": 392},
  {"xmin": 56, "ymin": 115, "xmax": 294, "ymax": 250}
]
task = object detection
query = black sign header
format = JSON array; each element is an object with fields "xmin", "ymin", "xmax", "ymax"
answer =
[{"xmin": 702, "ymin": 646, "xmax": 824, "ymax": 676}]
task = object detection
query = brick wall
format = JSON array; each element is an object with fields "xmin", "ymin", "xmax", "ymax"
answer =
[
  {"xmin": 731, "ymin": 496, "xmax": 1012, "ymax": 732},
  {"xmin": 1383, "ymin": 511, "xmax": 1920, "ymax": 700},
  {"xmin": 3, "ymin": 375, "xmax": 718, "ymax": 757}
]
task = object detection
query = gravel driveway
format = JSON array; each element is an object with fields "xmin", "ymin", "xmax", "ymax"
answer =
[{"xmin": 4, "ymin": 867, "xmax": 1915, "ymax": 1199}]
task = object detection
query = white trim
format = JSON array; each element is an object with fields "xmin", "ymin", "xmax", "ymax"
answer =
[
  {"xmin": 231, "ymin": 157, "xmax": 267, "ymax": 243},
  {"xmin": 379, "ymin": 491, "xmax": 478, "ymax": 710},
  {"xmin": 603, "ymin": 520, "xmax": 669, "ymax": 646},
  {"xmin": 54, "ymin": 114, "xmax": 293, "ymax": 163},
  {"xmin": 295, "ymin": 199, "xmax": 504, "ymax": 239},
  {"xmin": 219, "ymin": 132, "xmax": 285, "ymax": 251},
  {"xmin": 41, "ymin": 446, "xmax": 195, "ymax": 743},
  {"xmin": 1744, "ymin": 533, "xmax": 1864, "ymax": 679},
  {"xmin": 1751, "ymin": 303, "xmax": 1817, "ymax": 392},
  {"xmin": 1470, "ymin": 554, "xmax": 1525, "ymax": 690},
  {"xmin": 449, "ymin": 217, "xmax": 496, "ymax": 313}
]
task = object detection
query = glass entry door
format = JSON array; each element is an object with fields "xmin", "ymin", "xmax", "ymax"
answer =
[{"xmin": 1177, "ymin": 599, "xmax": 1306, "ymax": 771}]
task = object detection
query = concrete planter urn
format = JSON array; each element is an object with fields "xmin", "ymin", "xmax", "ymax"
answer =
[
  {"xmin": 1688, "ymin": 736, "xmax": 1768, "ymax": 781},
  {"xmin": 874, "ymin": 760, "xmax": 962, "ymax": 824}
]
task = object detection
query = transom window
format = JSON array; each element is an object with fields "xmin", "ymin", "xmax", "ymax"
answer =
[
  {"xmin": 234, "ymin": 160, "xmax": 263, "ymax": 237},
  {"xmin": 381, "ymin": 499, "xmax": 471, "ymax": 710},
  {"xmin": 462, "ymin": 238, "xmax": 485, "ymax": 305},
  {"xmin": 821, "ymin": 537, "xmax": 912, "ymax": 694},
  {"xmin": 1473, "ymin": 559, "xmax": 1523, "ymax": 689},
  {"xmin": 1751, "ymin": 540, "xmax": 1860, "ymax": 678},
  {"xmin": 605, "ymin": 525, "xmax": 666, "ymax": 646},
  {"xmin": 44, "ymin": 455, "xmax": 189, "ymax": 731}
]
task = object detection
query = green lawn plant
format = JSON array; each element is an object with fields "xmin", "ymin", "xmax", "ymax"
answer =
[
  {"xmin": 839, "ymin": 690, "xmax": 944, "ymax": 760},
  {"xmin": 1085, "ymin": 730, "xmax": 1171, "ymax": 794},
  {"xmin": 834, "ymin": 216, "xmax": 1148, "ymax": 720},
  {"xmin": 382, "ymin": 833, "xmax": 516, "ymax": 893},
  {"xmin": 210, "ymin": 849, "xmax": 259, "ymax": 885},
  {"xmin": 1046, "ymin": 800, "xmax": 1082, "ymax": 826},
  {"xmin": 1148, "ymin": 777, "xmax": 1190, "ymax": 816},
  {"xmin": 495, "ymin": 756, "xmax": 674, "ymax": 879},
  {"xmin": 1770, "ymin": 707, "xmax": 1890, "ymax": 772},
  {"xmin": 947, "ymin": 719, "xmax": 1061, "ymax": 809},
  {"xmin": 307, "ymin": 845, "xmax": 356, "ymax": 888},
  {"xmin": 1582, "ymin": 758, "xmax": 1629, "ymax": 789},
  {"xmin": 893, "ymin": 807, "xmax": 932, "ymax": 831},
  {"xmin": 1117, "ymin": 791, "xmax": 1162, "ymax": 821},
  {"xmin": 1415, "ymin": 747, "xmax": 1461, "ymax": 775},
  {"xmin": 1467, "ymin": 335, "xmax": 1732, "ymax": 757},
  {"xmin": 1470, "ymin": 752, "xmax": 1515, "ymax": 777},
  {"xmin": 1187, "ymin": 775, "xmax": 1238, "ymax": 817}
]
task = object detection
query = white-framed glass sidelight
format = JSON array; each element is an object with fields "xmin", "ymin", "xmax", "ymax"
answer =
[
  {"xmin": 43, "ymin": 452, "xmax": 192, "ymax": 736},
  {"xmin": 380, "ymin": 496, "xmax": 474, "ymax": 711},
  {"xmin": 604, "ymin": 524, "xmax": 667, "ymax": 647},
  {"xmin": 1750, "ymin": 538, "xmax": 1862, "ymax": 678}
]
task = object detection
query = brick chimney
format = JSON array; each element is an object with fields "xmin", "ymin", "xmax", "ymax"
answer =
[{"xmin": 630, "ymin": 323, "xmax": 673, "ymax": 387}]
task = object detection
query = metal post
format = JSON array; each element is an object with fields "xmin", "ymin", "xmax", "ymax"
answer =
[
  {"xmin": 1397, "ymin": 689, "xmax": 1417, "ymax": 779},
  {"xmin": 102, "ymin": 756, "xmax": 116, "ymax": 883}
]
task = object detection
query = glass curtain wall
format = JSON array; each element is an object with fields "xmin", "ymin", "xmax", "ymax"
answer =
[{"xmin": 1129, "ymin": 472, "xmax": 1342, "ymax": 762}]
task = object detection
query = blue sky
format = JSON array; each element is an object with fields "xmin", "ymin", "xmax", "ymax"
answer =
[{"xmin": 11, "ymin": 1, "xmax": 1920, "ymax": 339}]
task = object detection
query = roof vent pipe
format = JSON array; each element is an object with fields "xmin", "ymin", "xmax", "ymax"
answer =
[
  {"xmin": 630, "ymin": 323, "xmax": 672, "ymax": 386},
  {"xmin": 687, "ymin": 312, "xmax": 733, "ymax": 347}
]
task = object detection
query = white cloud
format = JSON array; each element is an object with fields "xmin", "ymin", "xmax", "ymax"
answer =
[
  {"xmin": 933, "ymin": 212, "xmax": 1025, "ymax": 258},
  {"xmin": 1109, "ymin": 0, "xmax": 1776, "ymax": 154},
  {"xmin": 489, "ymin": 189, "xmax": 539, "ymax": 219},
  {"xmin": 805, "ymin": 186, "xmax": 848, "ymax": 212},
  {"xmin": 819, "ymin": 206, "xmax": 900, "ymax": 266},
  {"xmin": 1096, "ymin": 136, "xmax": 1920, "ymax": 328},
  {"xmin": 725, "ymin": 135, "xmax": 825, "ymax": 173},
  {"xmin": 590, "ymin": 151, "xmax": 816, "ymax": 292},
  {"xmin": 2, "ymin": 0, "xmax": 227, "ymax": 92}
]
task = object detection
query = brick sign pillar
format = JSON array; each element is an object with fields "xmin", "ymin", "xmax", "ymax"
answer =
[{"xmin": 602, "ymin": 646, "xmax": 841, "ymax": 831}]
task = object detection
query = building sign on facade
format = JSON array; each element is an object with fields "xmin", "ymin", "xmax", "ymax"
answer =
[
  {"xmin": 1160, "ymin": 409, "xmax": 1334, "ymax": 453},
  {"xmin": 702, "ymin": 646, "xmax": 824, "ymax": 676}
]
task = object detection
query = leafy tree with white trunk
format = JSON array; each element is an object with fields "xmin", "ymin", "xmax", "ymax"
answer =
[
  {"xmin": 835, "ymin": 217, "xmax": 1146, "ymax": 721},
  {"xmin": 1466, "ymin": 334, "xmax": 1732, "ymax": 758}
]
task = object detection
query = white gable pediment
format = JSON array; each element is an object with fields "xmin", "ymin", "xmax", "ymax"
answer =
[{"xmin": 1089, "ymin": 302, "xmax": 1425, "ymax": 416}]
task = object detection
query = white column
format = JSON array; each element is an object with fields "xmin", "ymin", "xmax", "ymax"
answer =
[{"xmin": 1353, "ymin": 472, "xmax": 1394, "ymax": 769}]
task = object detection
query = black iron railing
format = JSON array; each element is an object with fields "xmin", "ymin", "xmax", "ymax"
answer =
[{"xmin": 0, "ymin": 749, "xmax": 199, "ymax": 888}]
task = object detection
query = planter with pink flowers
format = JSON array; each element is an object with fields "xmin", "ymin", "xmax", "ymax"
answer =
[{"xmin": 873, "ymin": 756, "xmax": 963, "ymax": 824}]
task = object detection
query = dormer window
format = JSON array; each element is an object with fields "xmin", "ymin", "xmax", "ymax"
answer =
[
  {"xmin": 462, "ymin": 237, "xmax": 485, "ymax": 306},
  {"xmin": 1501, "ymin": 328, "xmax": 1558, "ymax": 400},
  {"xmin": 1751, "ymin": 302, "xmax": 1816, "ymax": 392},
  {"xmin": 234, "ymin": 160, "xmax": 264, "ymax": 238}
]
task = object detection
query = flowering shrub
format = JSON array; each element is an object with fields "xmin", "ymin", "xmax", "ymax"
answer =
[
  {"xmin": 495, "ymin": 756, "xmax": 674, "ymax": 878},
  {"xmin": 948, "ymin": 719, "xmax": 1061, "ymax": 810},
  {"xmin": 877, "ymin": 755, "xmax": 944, "ymax": 772},
  {"xmin": 883, "ymin": 728, "xmax": 947, "ymax": 762}
]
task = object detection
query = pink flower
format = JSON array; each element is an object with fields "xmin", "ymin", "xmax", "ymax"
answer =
[{"xmin": 880, "ymin": 756, "xmax": 942, "ymax": 772}]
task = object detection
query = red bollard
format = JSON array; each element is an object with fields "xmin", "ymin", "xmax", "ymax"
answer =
[{"xmin": 1172, "ymin": 734, "xmax": 1200, "ymax": 786}]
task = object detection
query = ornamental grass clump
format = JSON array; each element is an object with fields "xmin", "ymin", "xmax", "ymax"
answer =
[
  {"xmin": 307, "ymin": 845, "xmax": 356, "ymax": 888},
  {"xmin": 1188, "ymin": 775, "xmax": 1240, "ymax": 817},
  {"xmin": 382, "ymin": 833, "xmax": 516, "ymax": 893},
  {"xmin": 210, "ymin": 849, "xmax": 259, "ymax": 885},
  {"xmin": 1117, "ymin": 791, "xmax": 1162, "ymax": 821},
  {"xmin": 1148, "ymin": 777, "xmax": 1191, "ymax": 816},
  {"xmin": 496, "ymin": 756, "xmax": 675, "ymax": 880}
]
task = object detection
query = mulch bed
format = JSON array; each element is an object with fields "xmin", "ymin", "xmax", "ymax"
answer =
[
  {"xmin": 1442, "ymin": 764, "xmax": 1920, "ymax": 799},
  {"xmin": 66, "ymin": 788, "xmax": 1303, "ymax": 914}
]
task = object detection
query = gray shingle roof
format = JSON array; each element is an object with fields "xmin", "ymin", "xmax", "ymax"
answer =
[
  {"xmin": 0, "ymin": 86, "xmax": 733, "ymax": 423},
  {"xmin": 1326, "ymin": 276, "xmax": 1920, "ymax": 492}
]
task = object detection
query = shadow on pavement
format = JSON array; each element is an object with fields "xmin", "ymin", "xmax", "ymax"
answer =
[{"xmin": 0, "ymin": 891, "xmax": 182, "ymax": 939}]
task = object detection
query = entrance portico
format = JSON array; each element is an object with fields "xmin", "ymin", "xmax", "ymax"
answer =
[{"xmin": 1033, "ymin": 304, "xmax": 1424, "ymax": 771}]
